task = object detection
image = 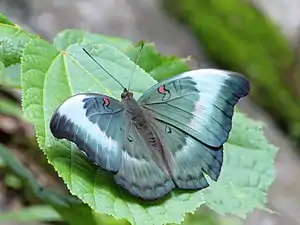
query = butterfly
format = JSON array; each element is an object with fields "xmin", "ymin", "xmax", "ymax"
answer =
[{"xmin": 50, "ymin": 50, "xmax": 249, "ymax": 200}]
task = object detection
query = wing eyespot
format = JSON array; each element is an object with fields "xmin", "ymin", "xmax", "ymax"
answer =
[
  {"xmin": 102, "ymin": 97, "xmax": 113, "ymax": 112},
  {"xmin": 127, "ymin": 135, "xmax": 134, "ymax": 142},
  {"xmin": 157, "ymin": 85, "xmax": 171, "ymax": 101},
  {"xmin": 165, "ymin": 125, "xmax": 172, "ymax": 134}
]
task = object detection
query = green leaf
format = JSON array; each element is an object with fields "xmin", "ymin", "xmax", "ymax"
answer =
[
  {"xmin": 53, "ymin": 29, "xmax": 132, "ymax": 51},
  {"xmin": 0, "ymin": 63, "xmax": 21, "ymax": 88},
  {"xmin": 124, "ymin": 43, "xmax": 189, "ymax": 80},
  {"xmin": 21, "ymin": 38, "xmax": 277, "ymax": 225},
  {"xmin": 177, "ymin": 207, "xmax": 219, "ymax": 225},
  {"xmin": 93, "ymin": 213, "xmax": 130, "ymax": 225},
  {"xmin": 4, "ymin": 173, "xmax": 23, "ymax": 189},
  {"xmin": 0, "ymin": 205, "xmax": 62, "ymax": 222},
  {"xmin": 52, "ymin": 203, "xmax": 101, "ymax": 225},
  {"xmin": 0, "ymin": 15, "xmax": 37, "ymax": 67},
  {"xmin": 53, "ymin": 31, "xmax": 189, "ymax": 81}
]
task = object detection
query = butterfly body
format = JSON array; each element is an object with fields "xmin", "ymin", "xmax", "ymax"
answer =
[{"xmin": 50, "ymin": 69, "xmax": 249, "ymax": 200}]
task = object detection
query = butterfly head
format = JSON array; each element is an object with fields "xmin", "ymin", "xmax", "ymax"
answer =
[{"xmin": 121, "ymin": 88, "xmax": 133, "ymax": 101}]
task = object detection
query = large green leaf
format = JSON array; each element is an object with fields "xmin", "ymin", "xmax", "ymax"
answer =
[{"xmin": 21, "ymin": 38, "xmax": 277, "ymax": 225}]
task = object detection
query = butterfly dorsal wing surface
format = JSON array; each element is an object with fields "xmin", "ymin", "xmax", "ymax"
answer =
[
  {"xmin": 50, "ymin": 69, "xmax": 249, "ymax": 200},
  {"xmin": 138, "ymin": 69, "xmax": 250, "ymax": 148}
]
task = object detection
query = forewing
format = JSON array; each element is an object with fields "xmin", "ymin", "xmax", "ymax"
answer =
[
  {"xmin": 138, "ymin": 69, "xmax": 250, "ymax": 148},
  {"xmin": 152, "ymin": 120, "xmax": 223, "ymax": 190},
  {"xmin": 50, "ymin": 93, "xmax": 124, "ymax": 172},
  {"xmin": 114, "ymin": 118, "xmax": 175, "ymax": 200}
]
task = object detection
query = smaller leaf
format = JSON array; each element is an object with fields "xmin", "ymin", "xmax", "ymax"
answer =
[
  {"xmin": 0, "ymin": 205, "xmax": 62, "ymax": 222},
  {"xmin": 149, "ymin": 59, "xmax": 189, "ymax": 81},
  {"xmin": 124, "ymin": 43, "xmax": 189, "ymax": 80},
  {"xmin": 53, "ymin": 203, "xmax": 101, "ymax": 225},
  {"xmin": 53, "ymin": 29, "xmax": 132, "ymax": 50},
  {"xmin": 177, "ymin": 207, "xmax": 219, "ymax": 225},
  {"xmin": 0, "ymin": 16, "xmax": 37, "ymax": 67},
  {"xmin": 4, "ymin": 173, "xmax": 22, "ymax": 189},
  {"xmin": 93, "ymin": 213, "xmax": 130, "ymax": 225}
]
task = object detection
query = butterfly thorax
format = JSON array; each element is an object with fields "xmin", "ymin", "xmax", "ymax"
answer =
[{"xmin": 121, "ymin": 89, "xmax": 147, "ymax": 128}]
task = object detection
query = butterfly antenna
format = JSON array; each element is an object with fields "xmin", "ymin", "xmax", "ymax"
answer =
[
  {"xmin": 127, "ymin": 43, "xmax": 144, "ymax": 91},
  {"xmin": 83, "ymin": 48, "xmax": 126, "ymax": 90}
]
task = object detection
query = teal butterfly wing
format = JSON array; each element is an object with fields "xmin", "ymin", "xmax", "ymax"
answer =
[
  {"xmin": 50, "ymin": 93, "xmax": 125, "ymax": 172},
  {"xmin": 138, "ymin": 69, "xmax": 249, "ymax": 188},
  {"xmin": 138, "ymin": 69, "xmax": 250, "ymax": 148},
  {"xmin": 151, "ymin": 120, "xmax": 223, "ymax": 189},
  {"xmin": 50, "ymin": 93, "xmax": 175, "ymax": 200}
]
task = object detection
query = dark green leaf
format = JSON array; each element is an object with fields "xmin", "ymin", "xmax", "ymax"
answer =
[
  {"xmin": 124, "ymin": 43, "xmax": 189, "ymax": 80},
  {"xmin": 52, "ymin": 203, "xmax": 100, "ymax": 225}
]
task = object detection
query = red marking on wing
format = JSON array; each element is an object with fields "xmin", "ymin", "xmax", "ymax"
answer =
[
  {"xmin": 158, "ymin": 85, "xmax": 165, "ymax": 94},
  {"xmin": 103, "ymin": 97, "xmax": 110, "ymax": 106}
]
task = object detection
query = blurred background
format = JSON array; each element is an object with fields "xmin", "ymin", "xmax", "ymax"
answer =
[{"xmin": 1, "ymin": 0, "xmax": 300, "ymax": 224}]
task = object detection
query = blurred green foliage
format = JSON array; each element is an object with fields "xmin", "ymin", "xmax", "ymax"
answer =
[
  {"xmin": 163, "ymin": 0, "xmax": 300, "ymax": 146},
  {"xmin": 0, "ymin": 96, "xmax": 22, "ymax": 118},
  {"xmin": 0, "ymin": 205, "xmax": 62, "ymax": 223}
]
